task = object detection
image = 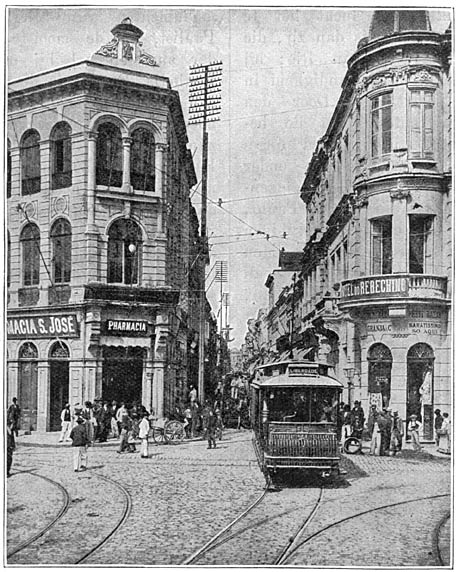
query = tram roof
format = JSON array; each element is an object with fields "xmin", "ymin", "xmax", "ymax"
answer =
[{"xmin": 252, "ymin": 373, "xmax": 343, "ymax": 389}]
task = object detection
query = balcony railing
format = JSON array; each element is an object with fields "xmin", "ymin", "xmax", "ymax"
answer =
[{"xmin": 339, "ymin": 274, "xmax": 448, "ymax": 304}]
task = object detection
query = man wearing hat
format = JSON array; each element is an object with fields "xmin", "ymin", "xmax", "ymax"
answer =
[
  {"xmin": 69, "ymin": 417, "xmax": 90, "ymax": 472},
  {"xmin": 407, "ymin": 413, "xmax": 422, "ymax": 452},
  {"xmin": 434, "ymin": 409, "xmax": 444, "ymax": 449}
]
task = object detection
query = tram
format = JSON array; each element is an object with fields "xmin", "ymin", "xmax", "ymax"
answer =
[{"xmin": 251, "ymin": 360, "xmax": 344, "ymax": 481}]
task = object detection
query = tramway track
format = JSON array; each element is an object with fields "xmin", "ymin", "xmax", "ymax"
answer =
[
  {"xmin": 75, "ymin": 473, "xmax": 132, "ymax": 564},
  {"xmin": 182, "ymin": 485, "xmax": 325, "ymax": 566},
  {"xmin": 433, "ymin": 511, "xmax": 450, "ymax": 566},
  {"xmin": 182, "ymin": 487, "xmax": 269, "ymax": 565},
  {"xmin": 281, "ymin": 492, "xmax": 451, "ymax": 565},
  {"xmin": 7, "ymin": 471, "xmax": 71, "ymax": 559}
]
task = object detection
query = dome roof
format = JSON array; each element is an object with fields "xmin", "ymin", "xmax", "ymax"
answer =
[{"xmin": 369, "ymin": 10, "xmax": 431, "ymax": 40}]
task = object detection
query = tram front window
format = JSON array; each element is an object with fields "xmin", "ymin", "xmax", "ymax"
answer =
[{"xmin": 265, "ymin": 389, "xmax": 339, "ymax": 423}]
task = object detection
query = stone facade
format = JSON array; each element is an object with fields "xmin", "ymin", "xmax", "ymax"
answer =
[
  {"xmin": 297, "ymin": 11, "xmax": 452, "ymax": 439},
  {"xmin": 7, "ymin": 19, "xmax": 210, "ymax": 432}
]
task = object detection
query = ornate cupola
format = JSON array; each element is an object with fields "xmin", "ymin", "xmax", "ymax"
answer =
[
  {"xmin": 93, "ymin": 17, "xmax": 158, "ymax": 68},
  {"xmin": 369, "ymin": 10, "xmax": 432, "ymax": 40}
]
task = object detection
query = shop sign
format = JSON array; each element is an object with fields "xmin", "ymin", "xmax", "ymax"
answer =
[
  {"xmin": 7, "ymin": 314, "xmax": 79, "ymax": 338},
  {"xmin": 342, "ymin": 276, "xmax": 408, "ymax": 299},
  {"xmin": 104, "ymin": 319, "xmax": 149, "ymax": 336},
  {"xmin": 363, "ymin": 318, "xmax": 444, "ymax": 338},
  {"xmin": 289, "ymin": 366, "xmax": 318, "ymax": 377}
]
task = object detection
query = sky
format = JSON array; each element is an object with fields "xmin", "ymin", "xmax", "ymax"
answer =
[{"xmin": 6, "ymin": 5, "xmax": 452, "ymax": 348}]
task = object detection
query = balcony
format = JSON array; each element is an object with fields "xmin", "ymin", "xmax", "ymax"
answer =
[{"xmin": 339, "ymin": 274, "xmax": 448, "ymax": 308}]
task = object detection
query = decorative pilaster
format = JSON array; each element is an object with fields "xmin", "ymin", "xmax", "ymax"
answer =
[
  {"xmin": 86, "ymin": 131, "xmax": 97, "ymax": 233},
  {"xmin": 391, "ymin": 182, "xmax": 410, "ymax": 273},
  {"xmin": 155, "ymin": 143, "xmax": 167, "ymax": 232},
  {"xmin": 122, "ymin": 136, "xmax": 132, "ymax": 192}
]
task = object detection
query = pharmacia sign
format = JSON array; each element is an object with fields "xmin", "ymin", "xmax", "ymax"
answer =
[
  {"xmin": 7, "ymin": 315, "xmax": 79, "ymax": 338},
  {"xmin": 104, "ymin": 319, "xmax": 149, "ymax": 336}
]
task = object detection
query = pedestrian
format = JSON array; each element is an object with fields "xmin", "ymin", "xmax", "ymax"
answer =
[
  {"xmin": 368, "ymin": 405, "xmax": 382, "ymax": 456},
  {"xmin": 58, "ymin": 403, "xmax": 72, "ymax": 442},
  {"xmin": 434, "ymin": 409, "xmax": 444, "ymax": 449},
  {"xmin": 191, "ymin": 400, "xmax": 200, "ymax": 438},
  {"xmin": 340, "ymin": 404, "xmax": 352, "ymax": 452},
  {"xmin": 117, "ymin": 411, "xmax": 132, "ymax": 454},
  {"xmin": 407, "ymin": 414, "xmax": 423, "ymax": 452},
  {"xmin": 189, "ymin": 385, "xmax": 197, "ymax": 404},
  {"xmin": 350, "ymin": 400, "xmax": 365, "ymax": 439},
  {"xmin": 389, "ymin": 411, "xmax": 404, "ymax": 456},
  {"xmin": 110, "ymin": 401, "xmax": 119, "ymax": 438},
  {"xmin": 204, "ymin": 405, "xmax": 217, "ymax": 449},
  {"xmin": 139, "ymin": 411, "xmax": 150, "ymax": 458},
  {"xmin": 7, "ymin": 397, "xmax": 21, "ymax": 437},
  {"xmin": 184, "ymin": 404, "xmax": 192, "ymax": 438},
  {"xmin": 116, "ymin": 402, "xmax": 128, "ymax": 435},
  {"xmin": 70, "ymin": 417, "xmax": 90, "ymax": 472},
  {"xmin": 82, "ymin": 401, "xmax": 96, "ymax": 445},
  {"xmin": 438, "ymin": 413, "xmax": 451, "ymax": 454},
  {"xmin": 215, "ymin": 402, "xmax": 224, "ymax": 441},
  {"xmin": 7, "ymin": 421, "xmax": 15, "ymax": 477},
  {"xmin": 378, "ymin": 409, "xmax": 392, "ymax": 455},
  {"xmin": 98, "ymin": 402, "xmax": 112, "ymax": 443},
  {"xmin": 128, "ymin": 413, "xmax": 139, "ymax": 453}
]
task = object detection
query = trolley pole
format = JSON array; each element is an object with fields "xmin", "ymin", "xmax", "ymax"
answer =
[{"xmin": 189, "ymin": 61, "xmax": 222, "ymax": 402}]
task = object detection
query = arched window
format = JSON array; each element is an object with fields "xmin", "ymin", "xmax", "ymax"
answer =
[
  {"xmin": 130, "ymin": 128, "xmax": 155, "ymax": 191},
  {"xmin": 51, "ymin": 122, "xmax": 72, "ymax": 189},
  {"xmin": 368, "ymin": 343, "xmax": 393, "ymax": 409},
  {"xmin": 20, "ymin": 223, "xmax": 40, "ymax": 286},
  {"xmin": 7, "ymin": 139, "xmax": 11, "ymax": 198},
  {"xmin": 107, "ymin": 219, "xmax": 142, "ymax": 285},
  {"xmin": 96, "ymin": 123, "xmax": 123, "ymax": 187},
  {"xmin": 20, "ymin": 130, "xmax": 41, "ymax": 195},
  {"xmin": 51, "ymin": 219, "xmax": 72, "ymax": 283}
]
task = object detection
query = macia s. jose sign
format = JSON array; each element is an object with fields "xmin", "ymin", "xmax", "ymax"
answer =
[{"xmin": 7, "ymin": 314, "xmax": 79, "ymax": 338}]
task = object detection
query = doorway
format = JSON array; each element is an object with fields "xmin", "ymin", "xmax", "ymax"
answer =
[
  {"xmin": 407, "ymin": 343, "xmax": 434, "ymax": 440},
  {"xmin": 102, "ymin": 346, "xmax": 144, "ymax": 407},
  {"xmin": 18, "ymin": 342, "xmax": 38, "ymax": 432},
  {"xmin": 49, "ymin": 342, "xmax": 70, "ymax": 431}
]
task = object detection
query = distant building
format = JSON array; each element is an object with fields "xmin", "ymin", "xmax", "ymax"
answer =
[
  {"xmin": 298, "ymin": 10, "xmax": 451, "ymax": 439},
  {"xmin": 7, "ymin": 19, "xmax": 209, "ymax": 431}
]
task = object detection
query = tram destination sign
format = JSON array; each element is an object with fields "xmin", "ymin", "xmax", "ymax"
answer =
[
  {"xmin": 289, "ymin": 366, "xmax": 318, "ymax": 377},
  {"xmin": 7, "ymin": 314, "xmax": 79, "ymax": 338},
  {"xmin": 103, "ymin": 319, "xmax": 150, "ymax": 336}
]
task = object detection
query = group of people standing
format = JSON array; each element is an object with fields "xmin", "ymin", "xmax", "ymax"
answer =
[
  {"xmin": 434, "ymin": 409, "xmax": 451, "ymax": 455},
  {"xmin": 367, "ymin": 405, "xmax": 405, "ymax": 456}
]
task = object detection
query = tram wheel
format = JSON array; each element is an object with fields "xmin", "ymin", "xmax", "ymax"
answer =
[
  {"xmin": 152, "ymin": 426, "xmax": 166, "ymax": 444},
  {"xmin": 164, "ymin": 420, "xmax": 185, "ymax": 444},
  {"xmin": 343, "ymin": 436, "xmax": 362, "ymax": 455}
]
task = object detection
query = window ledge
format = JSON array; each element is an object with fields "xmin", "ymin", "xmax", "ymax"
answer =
[{"xmin": 410, "ymin": 159, "xmax": 437, "ymax": 169}]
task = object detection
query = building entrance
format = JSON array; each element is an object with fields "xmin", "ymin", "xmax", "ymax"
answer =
[
  {"xmin": 18, "ymin": 342, "xmax": 38, "ymax": 432},
  {"xmin": 102, "ymin": 346, "xmax": 144, "ymax": 407},
  {"xmin": 49, "ymin": 342, "xmax": 70, "ymax": 431},
  {"xmin": 407, "ymin": 343, "xmax": 434, "ymax": 441}
]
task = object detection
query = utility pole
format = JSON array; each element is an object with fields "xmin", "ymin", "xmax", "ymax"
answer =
[
  {"xmin": 289, "ymin": 273, "xmax": 296, "ymax": 360},
  {"xmin": 189, "ymin": 61, "xmax": 222, "ymax": 402}
]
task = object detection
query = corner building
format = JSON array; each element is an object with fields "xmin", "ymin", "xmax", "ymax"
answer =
[
  {"xmin": 299, "ymin": 11, "xmax": 451, "ymax": 439},
  {"xmin": 7, "ymin": 19, "xmax": 206, "ymax": 432}
]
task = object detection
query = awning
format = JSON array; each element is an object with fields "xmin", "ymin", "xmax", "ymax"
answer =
[
  {"xmin": 252, "ymin": 374, "xmax": 343, "ymax": 389},
  {"xmin": 99, "ymin": 336, "xmax": 151, "ymax": 348}
]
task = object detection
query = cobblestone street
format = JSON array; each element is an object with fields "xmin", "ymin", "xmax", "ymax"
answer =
[{"xmin": 7, "ymin": 429, "xmax": 450, "ymax": 567}]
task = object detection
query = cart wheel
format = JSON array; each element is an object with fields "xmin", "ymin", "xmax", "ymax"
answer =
[
  {"xmin": 344, "ymin": 436, "xmax": 362, "ymax": 455},
  {"xmin": 152, "ymin": 426, "xmax": 166, "ymax": 444},
  {"xmin": 164, "ymin": 420, "xmax": 185, "ymax": 444}
]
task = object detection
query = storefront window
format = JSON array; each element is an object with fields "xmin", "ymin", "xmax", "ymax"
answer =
[
  {"xmin": 407, "ymin": 343, "xmax": 434, "ymax": 441},
  {"xmin": 371, "ymin": 217, "xmax": 392, "ymax": 275},
  {"xmin": 409, "ymin": 215, "xmax": 433, "ymax": 274},
  {"xmin": 368, "ymin": 343, "xmax": 392, "ymax": 410}
]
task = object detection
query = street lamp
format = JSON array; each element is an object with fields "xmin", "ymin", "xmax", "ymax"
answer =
[
  {"xmin": 128, "ymin": 242, "xmax": 137, "ymax": 285},
  {"xmin": 343, "ymin": 365, "xmax": 355, "ymax": 406}
]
